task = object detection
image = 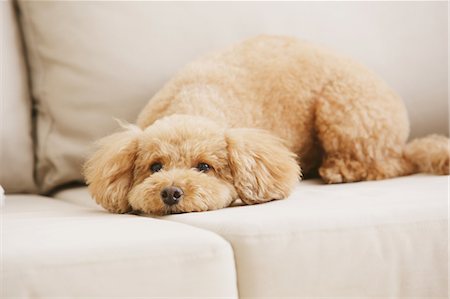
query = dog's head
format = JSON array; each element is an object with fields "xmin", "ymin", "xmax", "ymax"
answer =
[{"xmin": 84, "ymin": 115, "xmax": 300, "ymax": 215}]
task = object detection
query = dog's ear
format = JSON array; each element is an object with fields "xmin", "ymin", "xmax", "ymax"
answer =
[
  {"xmin": 84, "ymin": 126, "xmax": 141, "ymax": 213},
  {"xmin": 226, "ymin": 128, "xmax": 301, "ymax": 205}
]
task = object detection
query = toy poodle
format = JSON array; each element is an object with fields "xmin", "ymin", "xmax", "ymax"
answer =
[{"xmin": 84, "ymin": 35, "xmax": 449, "ymax": 215}]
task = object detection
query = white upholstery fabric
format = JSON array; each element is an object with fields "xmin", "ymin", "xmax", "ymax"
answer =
[
  {"xmin": 3, "ymin": 195, "xmax": 238, "ymax": 298},
  {"xmin": 0, "ymin": 185, "xmax": 4, "ymax": 206},
  {"xmin": 54, "ymin": 175, "xmax": 449, "ymax": 297},
  {"xmin": 0, "ymin": 0, "xmax": 36, "ymax": 193},
  {"xmin": 17, "ymin": 1, "xmax": 448, "ymax": 192}
]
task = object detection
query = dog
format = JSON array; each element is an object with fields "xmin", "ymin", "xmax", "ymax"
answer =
[{"xmin": 84, "ymin": 35, "xmax": 449, "ymax": 215}]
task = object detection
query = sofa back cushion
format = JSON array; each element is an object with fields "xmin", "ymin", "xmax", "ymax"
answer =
[
  {"xmin": 17, "ymin": 1, "xmax": 448, "ymax": 192},
  {"xmin": 1, "ymin": 0, "xmax": 36, "ymax": 193}
]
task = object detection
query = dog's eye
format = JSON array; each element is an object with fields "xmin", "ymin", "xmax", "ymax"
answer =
[
  {"xmin": 150, "ymin": 162, "xmax": 163, "ymax": 173},
  {"xmin": 196, "ymin": 162, "xmax": 211, "ymax": 172}
]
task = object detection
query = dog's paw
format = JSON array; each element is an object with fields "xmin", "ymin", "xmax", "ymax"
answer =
[
  {"xmin": 319, "ymin": 157, "xmax": 367, "ymax": 183},
  {"xmin": 319, "ymin": 167, "xmax": 344, "ymax": 184}
]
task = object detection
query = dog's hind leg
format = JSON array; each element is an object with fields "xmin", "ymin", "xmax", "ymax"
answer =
[{"xmin": 314, "ymin": 70, "xmax": 415, "ymax": 183}]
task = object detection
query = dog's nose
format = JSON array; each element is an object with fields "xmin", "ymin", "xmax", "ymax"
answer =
[{"xmin": 160, "ymin": 186, "xmax": 184, "ymax": 205}]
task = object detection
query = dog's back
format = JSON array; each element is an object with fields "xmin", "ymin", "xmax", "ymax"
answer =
[{"xmin": 137, "ymin": 35, "xmax": 449, "ymax": 180}]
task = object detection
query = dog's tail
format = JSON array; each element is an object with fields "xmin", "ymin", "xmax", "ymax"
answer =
[{"xmin": 403, "ymin": 134, "xmax": 450, "ymax": 175}]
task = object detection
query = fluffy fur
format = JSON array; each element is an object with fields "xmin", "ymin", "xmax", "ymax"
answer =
[{"xmin": 85, "ymin": 35, "xmax": 449, "ymax": 215}]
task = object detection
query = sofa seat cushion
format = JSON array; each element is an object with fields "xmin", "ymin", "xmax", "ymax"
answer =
[
  {"xmin": 3, "ymin": 195, "xmax": 238, "ymax": 298},
  {"xmin": 54, "ymin": 174, "xmax": 449, "ymax": 298}
]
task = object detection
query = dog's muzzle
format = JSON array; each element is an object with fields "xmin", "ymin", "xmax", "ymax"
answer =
[{"xmin": 160, "ymin": 186, "xmax": 184, "ymax": 205}]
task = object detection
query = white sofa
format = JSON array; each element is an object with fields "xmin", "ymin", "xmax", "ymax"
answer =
[{"xmin": 2, "ymin": 1, "xmax": 448, "ymax": 298}]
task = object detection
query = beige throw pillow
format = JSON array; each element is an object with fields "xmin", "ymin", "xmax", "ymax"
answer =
[
  {"xmin": 1, "ymin": 0, "xmax": 36, "ymax": 193},
  {"xmin": 17, "ymin": 1, "xmax": 448, "ymax": 192}
]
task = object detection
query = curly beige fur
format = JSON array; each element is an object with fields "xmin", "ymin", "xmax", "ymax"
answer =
[
  {"xmin": 404, "ymin": 134, "xmax": 450, "ymax": 175},
  {"xmin": 85, "ymin": 35, "xmax": 449, "ymax": 214}
]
